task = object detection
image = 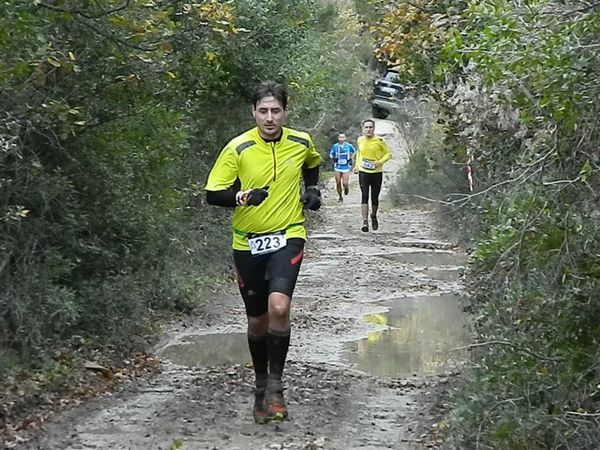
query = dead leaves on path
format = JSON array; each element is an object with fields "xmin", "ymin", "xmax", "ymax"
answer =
[{"xmin": 1, "ymin": 353, "xmax": 160, "ymax": 447}]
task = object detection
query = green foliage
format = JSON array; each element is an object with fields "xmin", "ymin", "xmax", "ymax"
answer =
[
  {"xmin": 358, "ymin": 0, "xmax": 600, "ymax": 448},
  {"xmin": 1, "ymin": 0, "xmax": 368, "ymax": 377},
  {"xmin": 446, "ymin": 2, "xmax": 600, "ymax": 448}
]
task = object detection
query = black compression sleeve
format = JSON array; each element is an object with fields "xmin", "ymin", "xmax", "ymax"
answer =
[
  {"xmin": 302, "ymin": 165, "xmax": 319, "ymax": 187},
  {"xmin": 206, "ymin": 189, "xmax": 237, "ymax": 207}
]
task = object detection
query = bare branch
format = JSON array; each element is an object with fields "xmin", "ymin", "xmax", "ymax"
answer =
[
  {"xmin": 395, "ymin": 193, "xmax": 455, "ymax": 205},
  {"xmin": 397, "ymin": 0, "xmax": 433, "ymax": 14},
  {"xmin": 309, "ymin": 112, "xmax": 327, "ymax": 131},
  {"xmin": 563, "ymin": 1, "xmax": 600, "ymax": 16},
  {"xmin": 396, "ymin": 164, "xmax": 545, "ymax": 208},
  {"xmin": 36, "ymin": 0, "xmax": 130, "ymax": 19},
  {"xmin": 565, "ymin": 411, "xmax": 600, "ymax": 417},
  {"xmin": 452, "ymin": 340, "xmax": 563, "ymax": 362},
  {"xmin": 36, "ymin": 0, "xmax": 159, "ymax": 52},
  {"xmin": 0, "ymin": 252, "xmax": 11, "ymax": 275},
  {"xmin": 476, "ymin": 397, "xmax": 524, "ymax": 450},
  {"xmin": 542, "ymin": 177, "xmax": 581, "ymax": 186},
  {"xmin": 74, "ymin": 14, "xmax": 159, "ymax": 52}
]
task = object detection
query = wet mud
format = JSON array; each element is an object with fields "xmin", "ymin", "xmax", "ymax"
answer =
[{"xmin": 19, "ymin": 120, "xmax": 470, "ymax": 450}]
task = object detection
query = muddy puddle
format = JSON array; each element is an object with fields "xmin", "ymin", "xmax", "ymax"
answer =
[
  {"xmin": 158, "ymin": 293, "xmax": 469, "ymax": 379},
  {"xmin": 159, "ymin": 333, "xmax": 249, "ymax": 367},
  {"xmin": 342, "ymin": 294, "xmax": 469, "ymax": 377}
]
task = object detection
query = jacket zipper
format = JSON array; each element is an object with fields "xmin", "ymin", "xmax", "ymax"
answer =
[{"xmin": 270, "ymin": 141, "xmax": 277, "ymax": 182}]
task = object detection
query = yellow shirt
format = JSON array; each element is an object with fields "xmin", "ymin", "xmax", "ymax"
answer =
[
  {"xmin": 356, "ymin": 135, "xmax": 392, "ymax": 173},
  {"xmin": 205, "ymin": 127, "xmax": 322, "ymax": 250}
]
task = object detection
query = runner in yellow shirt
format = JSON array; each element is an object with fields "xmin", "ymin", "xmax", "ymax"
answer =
[
  {"xmin": 205, "ymin": 81, "xmax": 322, "ymax": 424},
  {"xmin": 355, "ymin": 119, "xmax": 392, "ymax": 231}
]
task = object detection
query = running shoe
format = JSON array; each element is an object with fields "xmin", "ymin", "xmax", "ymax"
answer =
[
  {"xmin": 253, "ymin": 385, "xmax": 269, "ymax": 424},
  {"xmin": 266, "ymin": 380, "xmax": 288, "ymax": 421},
  {"xmin": 371, "ymin": 214, "xmax": 379, "ymax": 231},
  {"xmin": 361, "ymin": 221, "xmax": 369, "ymax": 232}
]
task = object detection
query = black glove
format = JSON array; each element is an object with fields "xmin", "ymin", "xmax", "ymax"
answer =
[
  {"xmin": 333, "ymin": 157, "xmax": 338, "ymax": 164},
  {"xmin": 302, "ymin": 186, "xmax": 321, "ymax": 211},
  {"xmin": 236, "ymin": 186, "xmax": 269, "ymax": 206},
  {"xmin": 246, "ymin": 186, "xmax": 269, "ymax": 206}
]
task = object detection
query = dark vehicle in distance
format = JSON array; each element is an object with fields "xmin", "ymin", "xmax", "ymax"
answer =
[{"xmin": 371, "ymin": 69, "xmax": 406, "ymax": 119}]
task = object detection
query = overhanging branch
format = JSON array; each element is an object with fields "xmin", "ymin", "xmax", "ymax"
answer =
[
  {"xmin": 36, "ymin": 0, "xmax": 130, "ymax": 19},
  {"xmin": 452, "ymin": 340, "xmax": 563, "ymax": 362}
]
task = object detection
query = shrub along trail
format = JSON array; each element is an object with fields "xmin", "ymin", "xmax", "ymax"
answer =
[{"xmin": 18, "ymin": 120, "xmax": 469, "ymax": 450}]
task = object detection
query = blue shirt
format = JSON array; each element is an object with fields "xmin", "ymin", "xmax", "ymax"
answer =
[{"xmin": 329, "ymin": 142, "xmax": 356, "ymax": 172}]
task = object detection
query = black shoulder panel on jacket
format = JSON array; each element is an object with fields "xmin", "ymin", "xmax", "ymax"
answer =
[
  {"xmin": 287, "ymin": 135, "xmax": 309, "ymax": 147},
  {"xmin": 236, "ymin": 140, "xmax": 256, "ymax": 154}
]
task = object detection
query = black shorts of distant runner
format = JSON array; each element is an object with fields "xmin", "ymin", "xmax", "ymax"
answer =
[{"xmin": 359, "ymin": 171, "xmax": 383, "ymax": 206}]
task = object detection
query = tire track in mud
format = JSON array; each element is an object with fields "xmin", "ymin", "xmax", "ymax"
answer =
[{"xmin": 19, "ymin": 120, "xmax": 468, "ymax": 450}]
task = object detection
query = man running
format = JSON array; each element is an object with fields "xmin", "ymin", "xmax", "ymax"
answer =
[
  {"xmin": 328, "ymin": 132, "xmax": 356, "ymax": 202},
  {"xmin": 205, "ymin": 80, "xmax": 322, "ymax": 424},
  {"xmin": 355, "ymin": 119, "xmax": 392, "ymax": 232}
]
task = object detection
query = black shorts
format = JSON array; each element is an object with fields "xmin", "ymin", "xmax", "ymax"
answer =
[
  {"xmin": 359, "ymin": 171, "xmax": 383, "ymax": 205},
  {"xmin": 233, "ymin": 238, "xmax": 305, "ymax": 317}
]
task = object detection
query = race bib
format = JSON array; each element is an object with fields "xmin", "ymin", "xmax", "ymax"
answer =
[
  {"xmin": 338, "ymin": 156, "xmax": 348, "ymax": 165},
  {"xmin": 361, "ymin": 159, "xmax": 376, "ymax": 170},
  {"xmin": 248, "ymin": 232, "xmax": 287, "ymax": 256}
]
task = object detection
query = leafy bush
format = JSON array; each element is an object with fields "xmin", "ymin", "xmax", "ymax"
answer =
[{"xmin": 358, "ymin": 0, "xmax": 600, "ymax": 447}]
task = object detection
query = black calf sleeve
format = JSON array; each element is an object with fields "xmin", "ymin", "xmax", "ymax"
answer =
[
  {"xmin": 248, "ymin": 333, "xmax": 268, "ymax": 382},
  {"xmin": 267, "ymin": 329, "xmax": 290, "ymax": 380}
]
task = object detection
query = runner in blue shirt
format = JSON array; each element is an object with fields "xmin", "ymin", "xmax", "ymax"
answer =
[{"xmin": 328, "ymin": 132, "xmax": 356, "ymax": 202}]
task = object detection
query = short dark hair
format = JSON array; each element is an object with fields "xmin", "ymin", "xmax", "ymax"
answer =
[
  {"xmin": 362, "ymin": 119, "xmax": 375, "ymax": 127},
  {"xmin": 253, "ymin": 80, "xmax": 288, "ymax": 109}
]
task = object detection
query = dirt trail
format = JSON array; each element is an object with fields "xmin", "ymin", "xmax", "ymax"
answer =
[{"xmin": 20, "ymin": 120, "xmax": 468, "ymax": 450}]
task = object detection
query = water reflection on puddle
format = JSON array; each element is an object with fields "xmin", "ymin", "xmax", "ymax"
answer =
[
  {"xmin": 159, "ymin": 333, "xmax": 249, "ymax": 367},
  {"xmin": 343, "ymin": 295, "xmax": 470, "ymax": 377}
]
